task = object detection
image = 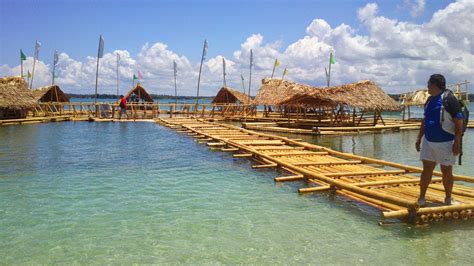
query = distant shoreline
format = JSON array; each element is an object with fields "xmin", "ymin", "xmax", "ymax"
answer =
[
  {"xmin": 66, "ymin": 93, "xmax": 215, "ymax": 100},
  {"xmin": 66, "ymin": 93, "xmax": 473, "ymax": 102}
]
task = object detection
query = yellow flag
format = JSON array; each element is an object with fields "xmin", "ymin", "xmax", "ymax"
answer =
[
  {"xmin": 28, "ymin": 71, "xmax": 32, "ymax": 78},
  {"xmin": 275, "ymin": 59, "xmax": 281, "ymax": 67},
  {"xmin": 283, "ymin": 68, "xmax": 288, "ymax": 75}
]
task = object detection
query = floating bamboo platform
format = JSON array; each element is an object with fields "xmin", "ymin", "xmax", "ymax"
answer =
[
  {"xmin": 157, "ymin": 117, "xmax": 474, "ymax": 225},
  {"xmin": 0, "ymin": 115, "xmax": 71, "ymax": 126},
  {"xmin": 242, "ymin": 121, "xmax": 421, "ymax": 136}
]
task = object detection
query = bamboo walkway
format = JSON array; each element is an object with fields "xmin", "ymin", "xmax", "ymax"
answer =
[{"xmin": 157, "ymin": 117, "xmax": 474, "ymax": 225}]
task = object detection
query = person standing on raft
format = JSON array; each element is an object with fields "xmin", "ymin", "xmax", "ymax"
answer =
[
  {"xmin": 416, "ymin": 74, "xmax": 464, "ymax": 206},
  {"xmin": 118, "ymin": 95, "xmax": 129, "ymax": 120}
]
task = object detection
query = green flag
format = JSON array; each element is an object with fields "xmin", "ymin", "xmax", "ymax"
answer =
[
  {"xmin": 133, "ymin": 74, "xmax": 138, "ymax": 80},
  {"xmin": 20, "ymin": 50, "xmax": 26, "ymax": 61},
  {"xmin": 330, "ymin": 53, "xmax": 336, "ymax": 64}
]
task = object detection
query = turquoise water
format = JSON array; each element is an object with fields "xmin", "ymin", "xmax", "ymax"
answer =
[{"xmin": 1, "ymin": 122, "xmax": 474, "ymax": 264}]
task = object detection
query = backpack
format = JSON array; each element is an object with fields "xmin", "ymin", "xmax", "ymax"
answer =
[{"xmin": 440, "ymin": 90, "xmax": 469, "ymax": 134}]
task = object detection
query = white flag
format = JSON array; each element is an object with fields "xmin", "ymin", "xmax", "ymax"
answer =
[
  {"xmin": 34, "ymin": 41, "xmax": 41, "ymax": 58},
  {"xmin": 173, "ymin": 60, "xmax": 178, "ymax": 76},
  {"xmin": 222, "ymin": 57, "xmax": 226, "ymax": 76},
  {"xmin": 98, "ymin": 35, "xmax": 105, "ymax": 58},
  {"xmin": 53, "ymin": 50, "xmax": 59, "ymax": 65},
  {"xmin": 250, "ymin": 49, "xmax": 253, "ymax": 67},
  {"xmin": 202, "ymin": 39, "xmax": 208, "ymax": 61}
]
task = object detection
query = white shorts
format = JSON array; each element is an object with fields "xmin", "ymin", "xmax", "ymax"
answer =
[{"xmin": 420, "ymin": 137, "xmax": 456, "ymax": 166}]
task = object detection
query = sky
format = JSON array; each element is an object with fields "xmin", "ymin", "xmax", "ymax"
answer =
[{"xmin": 0, "ymin": 0, "xmax": 472, "ymax": 96}]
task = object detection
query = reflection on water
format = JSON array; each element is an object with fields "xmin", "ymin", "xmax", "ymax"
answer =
[{"xmin": 0, "ymin": 122, "xmax": 473, "ymax": 264}]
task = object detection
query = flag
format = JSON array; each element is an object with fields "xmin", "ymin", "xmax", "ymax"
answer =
[
  {"xmin": 283, "ymin": 68, "xmax": 289, "ymax": 75},
  {"xmin": 116, "ymin": 53, "xmax": 120, "ymax": 63},
  {"xmin": 202, "ymin": 40, "xmax": 208, "ymax": 60},
  {"xmin": 222, "ymin": 57, "xmax": 226, "ymax": 75},
  {"xmin": 20, "ymin": 50, "xmax": 26, "ymax": 61},
  {"xmin": 138, "ymin": 71, "xmax": 143, "ymax": 80},
  {"xmin": 53, "ymin": 50, "xmax": 59, "ymax": 65},
  {"xmin": 274, "ymin": 59, "xmax": 280, "ymax": 67},
  {"xmin": 250, "ymin": 49, "xmax": 253, "ymax": 67},
  {"xmin": 28, "ymin": 71, "xmax": 32, "ymax": 78},
  {"xmin": 173, "ymin": 60, "xmax": 178, "ymax": 76},
  {"xmin": 330, "ymin": 52, "xmax": 336, "ymax": 64},
  {"xmin": 241, "ymin": 74, "xmax": 244, "ymax": 81},
  {"xmin": 34, "ymin": 41, "xmax": 41, "ymax": 58},
  {"xmin": 133, "ymin": 74, "xmax": 138, "ymax": 80},
  {"xmin": 98, "ymin": 35, "xmax": 105, "ymax": 58}
]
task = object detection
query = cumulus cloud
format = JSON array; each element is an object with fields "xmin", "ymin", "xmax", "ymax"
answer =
[{"xmin": 1, "ymin": 0, "xmax": 472, "ymax": 95}]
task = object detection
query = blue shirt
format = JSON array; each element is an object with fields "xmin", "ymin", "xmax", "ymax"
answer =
[{"xmin": 424, "ymin": 94, "xmax": 462, "ymax": 142}]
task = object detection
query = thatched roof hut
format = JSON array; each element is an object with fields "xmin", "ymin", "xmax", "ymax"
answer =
[
  {"xmin": 256, "ymin": 79, "xmax": 400, "ymax": 112},
  {"xmin": 212, "ymin": 87, "xmax": 253, "ymax": 104},
  {"xmin": 254, "ymin": 78, "xmax": 315, "ymax": 106},
  {"xmin": 125, "ymin": 83, "xmax": 154, "ymax": 102},
  {"xmin": 32, "ymin": 85, "xmax": 70, "ymax": 102},
  {"xmin": 401, "ymin": 89, "xmax": 429, "ymax": 106},
  {"xmin": 0, "ymin": 76, "xmax": 37, "ymax": 119}
]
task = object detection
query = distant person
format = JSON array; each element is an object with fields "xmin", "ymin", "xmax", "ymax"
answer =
[
  {"xmin": 118, "ymin": 95, "xmax": 129, "ymax": 120},
  {"xmin": 415, "ymin": 74, "xmax": 464, "ymax": 206}
]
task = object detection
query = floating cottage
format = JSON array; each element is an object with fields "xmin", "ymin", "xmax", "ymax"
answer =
[
  {"xmin": 212, "ymin": 86, "xmax": 253, "ymax": 105},
  {"xmin": 125, "ymin": 83, "xmax": 154, "ymax": 103},
  {"xmin": 255, "ymin": 78, "xmax": 400, "ymax": 126},
  {"xmin": 0, "ymin": 76, "xmax": 36, "ymax": 119},
  {"xmin": 32, "ymin": 85, "xmax": 70, "ymax": 102}
]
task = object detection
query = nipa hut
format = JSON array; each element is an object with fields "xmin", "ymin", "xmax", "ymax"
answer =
[
  {"xmin": 212, "ymin": 87, "xmax": 253, "ymax": 104},
  {"xmin": 255, "ymin": 78, "xmax": 400, "ymax": 125},
  {"xmin": 32, "ymin": 85, "xmax": 70, "ymax": 102},
  {"xmin": 0, "ymin": 76, "xmax": 37, "ymax": 119},
  {"xmin": 125, "ymin": 83, "xmax": 154, "ymax": 103}
]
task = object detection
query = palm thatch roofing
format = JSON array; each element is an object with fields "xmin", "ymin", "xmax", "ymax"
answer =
[
  {"xmin": 32, "ymin": 85, "xmax": 70, "ymax": 102},
  {"xmin": 0, "ymin": 76, "xmax": 37, "ymax": 109},
  {"xmin": 125, "ymin": 83, "xmax": 154, "ymax": 102},
  {"xmin": 255, "ymin": 78, "xmax": 400, "ymax": 112},
  {"xmin": 212, "ymin": 86, "xmax": 253, "ymax": 104},
  {"xmin": 401, "ymin": 89, "xmax": 429, "ymax": 106}
]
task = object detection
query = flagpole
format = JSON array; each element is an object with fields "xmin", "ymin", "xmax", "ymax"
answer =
[
  {"xmin": 20, "ymin": 50, "xmax": 24, "ymax": 78},
  {"xmin": 327, "ymin": 52, "xmax": 332, "ymax": 87},
  {"xmin": 173, "ymin": 61, "xmax": 178, "ymax": 105},
  {"xmin": 132, "ymin": 75, "xmax": 135, "ymax": 89},
  {"xmin": 248, "ymin": 49, "xmax": 253, "ymax": 98},
  {"xmin": 196, "ymin": 39, "xmax": 207, "ymax": 105},
  {"xmin": 271, "ymin": 59, "xmax": 277, "ymax": 78},
  {"xmin": 241, "ymin": 75, "xmax": 245, "ymax": 94},
  {"xmin": 116, "ymin": 53, "xmax": 120, "ymax": 100}
]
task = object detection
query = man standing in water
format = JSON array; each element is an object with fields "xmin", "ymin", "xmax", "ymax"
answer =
[
  {"xmin": 416, "ymin": 74, "xmax": 464, "ymax": 206},
  {"xmin": 118, "ymin": 95, "xmax": 129, "ymax": 120}
]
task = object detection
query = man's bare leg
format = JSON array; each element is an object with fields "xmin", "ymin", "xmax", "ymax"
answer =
[
  {"xmin": 440, "ymin": 164, "xmax": 454, "ymax": 204},
  {"xmin": 418, "ymin": 160, "xmax": 437, "ymax": 205}
]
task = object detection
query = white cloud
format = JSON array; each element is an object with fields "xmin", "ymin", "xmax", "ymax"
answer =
[
  {"xmin": 1, "ymin": 0, "xmax": 472, "ymax": 95},
  {"xmin": 406, "ymin": 0, "xmax": 426, "ymax": 17}
]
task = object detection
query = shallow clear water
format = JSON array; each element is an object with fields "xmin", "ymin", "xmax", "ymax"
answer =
[{"xmin": 1, "ymin": 122, "xmax": 474, "ymax": 264}]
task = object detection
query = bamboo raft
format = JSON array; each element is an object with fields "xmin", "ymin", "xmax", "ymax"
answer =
[
  {"xmin": 242, "ymin": 122, "xmax": 421, "ymax": 136},
  {"xmin": 157, "ymin": 117, "xmax": 474, "ymax": 225}
]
